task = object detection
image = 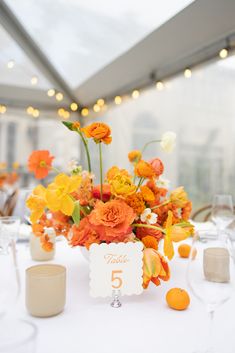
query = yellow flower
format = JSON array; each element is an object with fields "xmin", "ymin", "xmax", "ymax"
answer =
[
  {"xmin": 163, "ymin": 211, "xmax": 189, "ymax": 260},
  {"xmin": 26, "ymin": 185, "xmax": 47, "ymax": 224},
  {"xmin": 46, "ymin": 173, "xmax": 81, "ymax": 216},
  {"xmin": 170, "ymin": 186, "xmax": 188, "ymax": 208},
  {"xmin": 12, "ymin": 162, "xmax": 20, "ymax": 170},
  {"xmin": 106, "ymin": 166, "xmax": 131, "ymax": 181},
  {"xmin": 0, "ymin": 162, "xmax": 7, "ymax": 170},
  {"xmin": 109, "ymin": 173, "xmax": 136, "ymax": 198}
]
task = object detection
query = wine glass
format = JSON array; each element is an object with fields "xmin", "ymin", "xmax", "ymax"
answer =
[
  {"xmin": 187, "ymin": 232, "xmax": 235, "ymax": 352},
  {"xmin": 211, "ymin": 195, "xmax": 234, "ymax": 236},
  {"xmin": 0, "ymin": 216, "xmax": 21, "ymax": 318}
]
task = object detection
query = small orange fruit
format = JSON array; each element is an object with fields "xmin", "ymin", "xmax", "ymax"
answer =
[
  {"xmin": 178, "ymin": 243, "xmax": 191, "ymax": 258},
  {"xmin": 166, "ymin": 288, "xmax": 190, "ymax": 310}
]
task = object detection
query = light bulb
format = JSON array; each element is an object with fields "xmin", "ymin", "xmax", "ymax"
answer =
[
  {"xmin": 219, "ymin": 48, "xmax": 228, "ymax": 59},
  {"xmin": 47, "ymin": 89, "xmax": 55, "ymax": 97},
  {"xmin": 93, "ymin": 104, "xmax": 100, "ymax": 112},
  {"xmin": 156, "ymin": 81, "xmax": 164, "ymax": 90},
  {"xmin": 81, "ymin": 108, "xmax": 89, "ymax": 117},
  {"xmin": 70, "ymin": 102, "xmax": 78, "ymax": 111},
  {"xmin": 56, "ymin": 92, "xmax": 63, "ymax": 101},
  {"xmin": 132, "ymin": 90, "xmax": 139, "ymax": 99},
  {"xmin": 184, "ymin": 68, "xmax": 192, "ymax": 78},
  {"xmin": 97, "ymin": 98, "xmax": 105, "ymax": 106},
  {"xmin": 114, "ymin": 96, "xmax": 122, "ymax": 105},
  {"xmin": 31, "ymin": 76, "xmax": 38, "ymax": 85},
  {"xmin": 27, "ymin": 106, "xmax": 34, "ymax": 115},
  {"xmin": 32, "ymin": 109, "xmax": 39, "ymax": 118},
  {"xmin": 7, "ymin": 60, "xmax": 15, "ymax": 69},
  {"xmin": 63, "ymin": 111, "xmax": 70, "ymax": 119},
  {"xmin": 58, "ymin": 108, "xmax": 65, "ymax": 117},
  {"xmin": 0, "ymin": 105, "xmax": 7, "ymax": 114}
]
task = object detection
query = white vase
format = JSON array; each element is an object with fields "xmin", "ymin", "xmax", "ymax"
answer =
[
  {"xmin": 30, "ymin": 227, "xmax": 56, "ymax": 261},
  {"xmin": 80, "ymin": 246, "xmax": 89, "ymax": 262}
]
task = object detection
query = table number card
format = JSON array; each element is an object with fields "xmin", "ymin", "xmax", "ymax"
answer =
[{"xmin": 89, "ymin": 242, "xmax": 143, "ymax": 298}]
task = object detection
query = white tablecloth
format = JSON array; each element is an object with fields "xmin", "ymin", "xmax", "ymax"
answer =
[{"xmin": 16, "ymin": 239, "xmax": 235, "ymax": 353}]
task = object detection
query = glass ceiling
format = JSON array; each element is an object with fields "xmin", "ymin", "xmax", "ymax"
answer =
[
  {"xmin": 0, "ymin": 24, "xmax": 51, "ymax": 89},
  {"xmin": 6, "ymin": 0, "xmax": 194, "ymax": 90}
]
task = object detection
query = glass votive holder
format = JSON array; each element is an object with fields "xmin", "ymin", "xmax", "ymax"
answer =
[
  {"xmin": 30, "ymin": 227, "xmax": 56, "ymax": 261},
  {"xmin": 26, "ymin": 264, "xmax": 66, "ymax": 317}
]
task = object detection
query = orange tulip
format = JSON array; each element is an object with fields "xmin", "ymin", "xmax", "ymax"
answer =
[{"xmin": 143, "ymin": 248, "xmax": 170, "ymax": 289}]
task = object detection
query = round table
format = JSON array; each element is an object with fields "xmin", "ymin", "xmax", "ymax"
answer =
[{"xmin": 16, "ymin": 239, "xmax": 235, "ymax": 353}]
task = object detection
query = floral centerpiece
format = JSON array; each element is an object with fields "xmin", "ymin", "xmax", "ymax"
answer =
[{"xmin": 26, "ymin": 121, "xmax": 193, "ymax": 289}]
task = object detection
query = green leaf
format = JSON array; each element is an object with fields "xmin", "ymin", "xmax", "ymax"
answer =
[
  {"xmin": 62, "ymin": 121, "xmax": 74, "ymax": 131},
  {"xmin": 72, "ymin": 201, "xmax": 80, "ymax": 225}
]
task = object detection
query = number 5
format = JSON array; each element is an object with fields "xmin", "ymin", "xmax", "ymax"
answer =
[{"xmin": 111, "ymin": 270, "xmax": 123, "ymax": 289}]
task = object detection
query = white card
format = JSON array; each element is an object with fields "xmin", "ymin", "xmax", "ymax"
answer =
[{"xmin": 89, "ymin": 242, "xmax": 143, "ymax": 298}]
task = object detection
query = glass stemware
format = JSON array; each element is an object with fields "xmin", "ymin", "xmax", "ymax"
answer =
[
  {"xmin": 211, "ymin": 194, "xmax": 234, "ymax": 235},
  {"xmin": 187, "ymin": 232, "xmax": 235, "ymax": 352}
]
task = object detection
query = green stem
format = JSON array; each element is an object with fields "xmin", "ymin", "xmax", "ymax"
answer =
[
  {"xmin": 51, "ymin": 166, "xmax": 61, "ymax": 174},
  {"xmin": 78, "ymin": 131, "xmax": 91, "ymax": 172},
  {"xmin": 132, "ymin": 223, "xmax": 165, "ymax": 234},
  {"xmin": 99, "ymin": 142, "xmax": 103, "ymax": 201},
  {"xmin": 151, "ymin": 200, "xmax": 170, "ymax": 210},
  {"xmin": 136, "ymin": 177, "xmax": 144, "ymax": 190}
]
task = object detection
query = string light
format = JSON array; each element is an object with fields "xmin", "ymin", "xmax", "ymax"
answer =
[
  {"xmin": 7, "ymin": 60, "xmax": 15, "ymax": 69},
  {"xmin": 156, "ymin": 81, "xmax": 164, "ymax": 90},
  {"xmin": 56, "ymin": 92, "xmax": 63, "ymax": 101},
  {"xmin": 219, "ymin": 48, "xmax": 228, "ymax": 59},
  {"xmin": 0, "ymin": 105, "xmax": 7, "ymax": 114},
  {"xmin": 32, "ymin": 109, "xmax": 39, "ymax": 118},
  {"xmin": 184, "ymin": 68, "xmax": 192, "ymax": 78},
  {"xmin": 70, "ymin": 102, "xmax": 78, "ymax": 111},
  {"xmin": 58, "ymin": 108, "xmax": 65, "ymax": 117},
  {"xmin": 132, "ymin": 90, "xmax": 139, "ymax": 99},
  {"xmin": 97, "ymin": 98, "xmax": 105, "ymax": 106},
  {"xmin": 81, "ymin": 108, "xmax": 89, "ymax": 117},
  {"xmin": 47, "ymin": 89, "xmax": 55, "ymax": 97},
  {"xmin": 93, "ymin": 104, "xmax": 100, "ymax": 113},
  {"xmin": 31, "ymin": 76, "xmax": 38, "ymax": 85},
  {"xmin": 63, "ymin": 111, "xmax": 70, "ymax": 119},
  {"xmin": 114, "ymin": 96, "xmax": 122, "ymax": 105},
  {"xmin": 26, "ymin": 106, "xmax": 34, "ymax": 115}
]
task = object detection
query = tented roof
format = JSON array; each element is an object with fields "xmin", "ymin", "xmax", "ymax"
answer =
[{"xmin": 0, "ymin": 0, "xmax": 235, "ymax": 112}]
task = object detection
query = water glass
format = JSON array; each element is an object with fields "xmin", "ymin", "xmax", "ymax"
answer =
[{"xmin": 211, "ymin": 194, "xmax": 234, "ymax": 234}]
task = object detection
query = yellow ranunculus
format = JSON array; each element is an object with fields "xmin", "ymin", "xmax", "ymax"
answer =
[
  {"xmin": 46, "ymin": 173, "xmax": 81, "ymax": 216},
  {"xmin": 109, "ymin": 173, "xmax": 136, "ymax": 198},
  {"xmin": 170, "ymin": 186, "xmax": 188, "ymax": 208},
  {"xmin": 163, "ymin": 211, "xmax": 189, "ymax": 260},
  {"xmin": 26, "ymin": 185, "xmax": 47, "ymax": 224},
  {"xmin": 106, "ymin": 166, "xmax": 131, "ymax": 182}
]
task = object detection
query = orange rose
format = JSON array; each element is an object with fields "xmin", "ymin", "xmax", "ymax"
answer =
[
  {"xmin": 128, "ymin": 150, "xmax": 142, "ymax": 163},
  {"xmin": 88, "ymin": 200, "xmax": 136, "ymax": 243},
  {"xmin": 149, "ymin": 158, "xmax": 164, "ymax": 177},
  {"xmin": 82, "ymin": 122, "xmax": 112, "ymax": 144},
  {"xmin": 134, "ymin": 160, "xmax": 155, "ymax": 179}
]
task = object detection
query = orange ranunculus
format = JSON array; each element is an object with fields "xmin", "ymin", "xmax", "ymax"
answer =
[
  {"xmin": 140, "ymin": 185, "xmax": 155, "ymax": 202},
  {"xmin": 106, "ymin": 166, "xmax": 131, "ymax": 181},
  {"xmin": 170, "ymin": 186, "xmax": 188, "ymax": 208},
  {"xmin": 142, "ymin": 236, "xmax": 158, "ymax": 250},
  {"xmin": 82, "ymin": 122, "xmax": 112, "ymax": 144},
  {"xmin": 149, "ymin": 158, "xmax": 164, "ymax": 177},
  {"xmin": 181, "ymin": 201, "xmax": 192, "ymax": 221},
  {"xmin": 143, "ymin": 248, "xmax": 170, "ymax": 289},
  {"xmin": 88, "ymin": 200, "xmax": 136, "ymax": 243},
  {"xmin": 70, "ymin": 218, "xmax": 100, "ymax": 249},
  {"xmin": 135, "ymin": 221, "xmax": 164, "ymax": 241},
  {"xmin": 92, "ymin": 184, "xmax": 111, "ymax": 202},
  {"xmin": 128, "ymin": 150, "xmax": 142, "ymax": 163},
  {"xmin": 28, "ymin": 150, "xmax": 54, "ymax": 179},
  {"xmin": 109, "ymin": 174, "xmax": 136, "ymax": 198},
  {"xmin": 125, "ymin": 193, "xmax": 145, "ymax": 215},
  {"xmin": 134, "ymin": 160, "xmax": 155, "ymax": 179}
]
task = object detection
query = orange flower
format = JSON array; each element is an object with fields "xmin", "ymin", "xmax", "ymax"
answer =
[
  {"xmin": 135, "ymin": 221, "xmax": 164, "ymax": 241},
  {"xmin": 143, "ymin": 248, "xmax": 170, "ymax": 289},
  {"xmin": 88, "ymin": 200, "xmax": 136, "ymax": 243},
  {"xmin": 128, "ymin": 150, "xmax": 142, "ymax": 163},
  {"xmin": 140, "ymin": 185, "xmax": 155, "ymax": 202},
  {"xmin": 134, "ymin": 160, "xmax": 155, "ymax": 179},
  {"xmin": 149, "ymin": 158, "xmax": 164, "ymax": 177},
  {"xmin": 28, "ymin": 150, "xmax": 54, "ymax": 179},
  {"xmin": 40, "ymin": 234, "xmax": 54, "ymax": 252},
  {"xmin": 72, "ymin": 175, "xmax": 93, "ymax": 206},
  {"xmin": 32, "ymin": 224, "xmax": 44, "ymax": 237},
  {"xmin": 70, "ymin": 218, "xmax": 100, "ymax": 249},
  {"xmin": 181, "ymin": 201, "xmax": 192, "ymax": 221},
  {"xmin": 106, "ymin": 166, "xmax": 131, "ymax": 181},
  {"xmin": 142, "ymin": 236, "xmax": 158, "ymax": 250},
  {"xmin": 72, "ymin": 121, "xmax": 81, "ymax": 131},
  {"xmin": 92, "ymin": 184, "xmax": 111, "ymax": 202},
  {"xmin": 125, "ymin": 193, "xmax": 145, "ymax": 215},
  {"xmin": 170, "ymin": 187, "xmax": 188, "ymax": 208},
  {"xmin": 82, "ymin": 122, "xmax": 112, "ymax": 144}
]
